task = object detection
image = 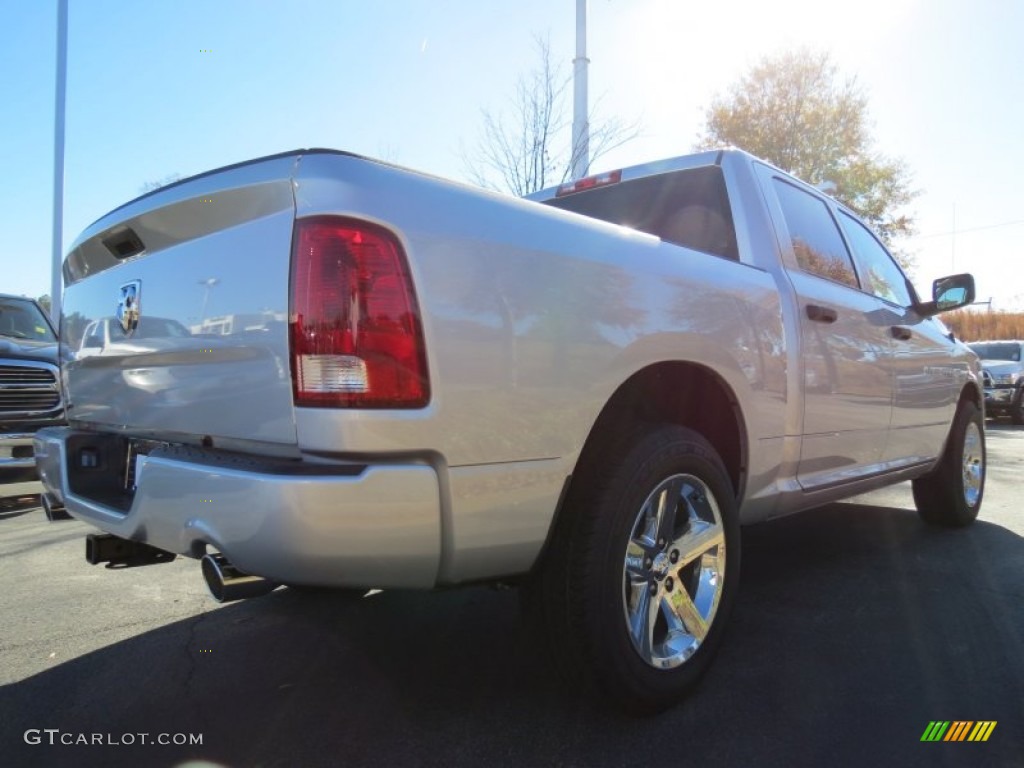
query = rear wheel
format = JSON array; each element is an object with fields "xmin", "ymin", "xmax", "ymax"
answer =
[
  {"xmin": 912, "ymin": 399, "xmax": 985, "ymax": 527},
  {"xmin": 526, "ymin": 425, "xmax": 739, "ymax": 714}
]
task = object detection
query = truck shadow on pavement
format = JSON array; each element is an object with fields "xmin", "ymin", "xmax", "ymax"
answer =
[
  {"xmin": 0, "ymin": 495, "xmax": 42, "ymax": 520},
  {"xmin": 2, "ymin": 503, "xmax": 1023, "ymax": 768}
]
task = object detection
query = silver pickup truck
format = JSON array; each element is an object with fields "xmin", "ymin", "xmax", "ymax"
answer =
[
  {"xmin": 35, "ymin": 149, "xmax": 983, "ymax": 712},
  {"xmin": 968, "ymin": 340, "xmax": 1024, "ymax": 423}
]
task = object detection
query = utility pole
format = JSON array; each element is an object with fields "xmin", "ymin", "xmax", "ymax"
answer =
[
  {"xmin": 570, "ymin": 0, "xmax": 590, "ymax": 181},
  {"xmin": 51, "ymin": 0, "xmax": 68, "ymax": 325}
]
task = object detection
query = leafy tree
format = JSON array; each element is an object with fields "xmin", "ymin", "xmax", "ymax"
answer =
[
  {"xmin": 464, "ymin": 36, "xmax": 640, "ymax": 196},
  {"xmin": 36, "ymin": 294, "xmax": 51, "ymax": 314},
  {"xmin": 696, "ymin": 49, "xmax": 917, "ymax": 265}
]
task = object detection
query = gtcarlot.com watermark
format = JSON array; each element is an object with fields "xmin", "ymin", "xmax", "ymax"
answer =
[{"xmin": 24, "ymin": 729, "xmax": 203, "ymax": 747}]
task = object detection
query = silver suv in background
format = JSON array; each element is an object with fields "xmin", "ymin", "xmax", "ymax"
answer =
[{"xmin": 969, "ymin": 340, "xmax": 1024, "ymax": 424}]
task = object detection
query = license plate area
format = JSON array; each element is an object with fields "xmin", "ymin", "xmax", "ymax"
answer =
[{"xmin": 66, "ymin": 434, "xmax": 164, "ymax": 513}]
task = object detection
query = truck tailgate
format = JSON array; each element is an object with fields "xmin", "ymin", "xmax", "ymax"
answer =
[{"xmin": 62, "ymin": 154, "xmax": 299, "ymax": 445}]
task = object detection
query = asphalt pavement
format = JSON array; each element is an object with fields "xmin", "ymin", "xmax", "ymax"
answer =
[{"xmin": 1, "ymin": 425, "xmax": 1022, "ymax": 768}]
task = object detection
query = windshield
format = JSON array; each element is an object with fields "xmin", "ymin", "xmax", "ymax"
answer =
[
  {"xmin": 0, "ymin": 298, "xmax": 56, "ymax": 342},
  {"xmin": 969, "ymin": 343, "xmax": 1022, "ymax": 362}
]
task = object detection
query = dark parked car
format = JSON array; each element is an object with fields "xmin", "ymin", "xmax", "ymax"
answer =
[{"xmin": 0, "ymin": 294, "xmax": 64, "ymax": 502}]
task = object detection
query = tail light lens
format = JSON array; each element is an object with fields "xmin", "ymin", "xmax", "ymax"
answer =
[
  {"xmin": 555, "ymin": 169, "xmax": 622, "ymax": 197},
  {"xmin": 289, "ymin": 216, "xmax": 429, "ymax": 408}
]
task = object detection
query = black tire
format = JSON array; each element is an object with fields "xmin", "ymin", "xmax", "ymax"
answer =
[
  {"xmin": 912, "ymin": 399, "xmax": 985, "ymax": 527},
  {"xmin": 524, "ymin": 424, "xmax": 740, "ymax": 714}
]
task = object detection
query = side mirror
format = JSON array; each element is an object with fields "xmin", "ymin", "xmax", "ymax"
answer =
[{"xmin": 916, "ymin": 273, "xmax": 975, "ymax": 316}]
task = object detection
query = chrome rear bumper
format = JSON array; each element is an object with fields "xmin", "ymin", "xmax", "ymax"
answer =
[{"xmin": 34, "ymin": 427, "xmax": 441, "ymax": 589}]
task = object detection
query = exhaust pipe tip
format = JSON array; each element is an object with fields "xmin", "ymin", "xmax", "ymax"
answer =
[{"xmin": 201, "ymin": 553, "xmax": 277, "ymax": 603}]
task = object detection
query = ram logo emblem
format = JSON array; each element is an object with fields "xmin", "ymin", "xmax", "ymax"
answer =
[{"xmin": 117, "ymin": 280, "xmax": 142, "ymax": 336}]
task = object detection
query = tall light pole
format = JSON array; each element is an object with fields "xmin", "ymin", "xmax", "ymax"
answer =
[
  {"xmin": 198, "ymin": 278, "xmax": 220, "ymax": 324},
  {"xmin": 51, "ymin": 0, "xmax": 68, "ymax": 325},
  {"xmin": 570, "ymin": 0, "xmax": 590, "ymax": 181}
]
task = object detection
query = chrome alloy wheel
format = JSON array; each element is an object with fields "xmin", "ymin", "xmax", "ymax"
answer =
[
  {"xmin": 622, "ymin": 473, "xmax": 726, "ymax": 669},
  {"xmin": 962, "ymin": 421, "xmax": 984, "ymax": 508}
]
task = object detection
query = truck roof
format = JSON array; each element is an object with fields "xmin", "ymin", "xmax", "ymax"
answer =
[{"xmin": 525, "ymin": 149, "xmax": 737, "ymax": 203}]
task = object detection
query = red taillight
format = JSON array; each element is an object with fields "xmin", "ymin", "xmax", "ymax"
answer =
[
  {"xmin": 555, "ymin": 169, "xmax": 622, "ymax": 197},
  {"xmin": 289, "ymin": 216, "xmax": 429, "ymax": 408}
]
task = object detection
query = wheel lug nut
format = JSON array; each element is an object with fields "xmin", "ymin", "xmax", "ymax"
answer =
[
  {"xmin": 665, "ymin": 578, "xmax": 674, "ymax": 591},
  {"xmin": 644, "ymin": 558, "xmax": 652, "ymax": 569},
  {"xmin": 649, "ymin": 583, "xmax": 658, "ymax": 596},
  {"xmin": 669, "ymin": 550, "xmax": 679, "ymax": 563},
  {"xmin": 657, "ymin": 538, "xmax": 665, "ymax": 548}
]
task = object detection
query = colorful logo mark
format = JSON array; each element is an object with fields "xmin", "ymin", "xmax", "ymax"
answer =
[{"xmin": 921, "ymin": 721, "xmax": 996, "ymax": 742}]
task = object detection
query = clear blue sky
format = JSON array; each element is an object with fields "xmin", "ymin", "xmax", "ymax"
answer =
[{"xmin": 3, "ymin": 0, "xmax": 1022, "ymax": 309}]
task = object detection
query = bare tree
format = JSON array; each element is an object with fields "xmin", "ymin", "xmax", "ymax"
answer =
[
  {"xmin": 464, "ymin": 36, "xmax": 640, "ymax": 196},
  {"xmin": 139, "ymin": 173, "xmax": 183, "ymax": 194}
]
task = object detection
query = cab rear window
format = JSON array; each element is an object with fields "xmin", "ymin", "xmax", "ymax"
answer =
[{"xmin": 543, "ymin": 166, "xmax": 739, "ymax": 261}]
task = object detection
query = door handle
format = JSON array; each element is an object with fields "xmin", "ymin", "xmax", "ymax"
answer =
[
  {"xmin": 890, "ymin": 326, "xmax": 913, "ymax": 341},
  {"xmin": 806, "ymin": 304, "xmax": 838, "ymax": 323}
]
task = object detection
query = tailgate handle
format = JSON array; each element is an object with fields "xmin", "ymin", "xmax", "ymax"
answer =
[
  {"xmin": 890, "ymin": 326, "xmax": 913, "ymax": 341},
  {"xmin": 806, "ymin": 304, "xmax": 837, "ymax": 324}
]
